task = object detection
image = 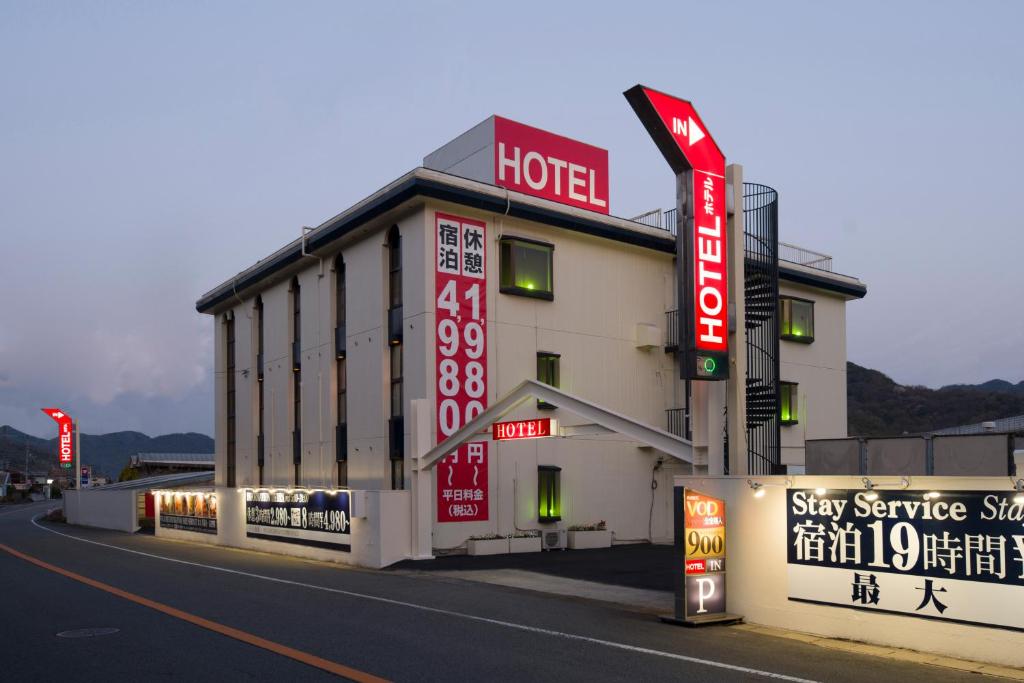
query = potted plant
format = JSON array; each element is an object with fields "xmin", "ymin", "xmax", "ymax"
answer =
[
  {"xmin": 567, "ymin": 521, "xmax": 612, "ymax": 549},
  {"xmin": 467, "ymin": 533, "xmax": 509, "ymax": 556},
  {"xmin": 509, "ymin": 530, "xmax": 542, "ymax": 553}
]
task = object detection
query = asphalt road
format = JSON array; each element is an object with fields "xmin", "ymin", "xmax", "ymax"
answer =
[{"xmin": 0, "ymin": 502, "xmax": 988, "ymax": 682}]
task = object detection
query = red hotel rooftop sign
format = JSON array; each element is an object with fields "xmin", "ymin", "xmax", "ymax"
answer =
[
  {"xmin": 494, "ymin": 116, "xmax": 609, "ymax": 214},
  {"xmin": 424, "ymin": 116, "xmax": 610, "ymax": 215},
  {"xmin": 492, "ymin": 418, "xmax": 557, "ymax": 442}
]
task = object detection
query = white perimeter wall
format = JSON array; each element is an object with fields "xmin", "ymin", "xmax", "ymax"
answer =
[
  {"xmin": 156, "ymin": 487, "xmax": 411, "ymax": 569},
  {"xmin": 63, "ymin": 489, "xmax": 138, "ymax": 533},
  {"xmin": 675, "ymin": 474, "xmax": 1024, "ymax": 668}
]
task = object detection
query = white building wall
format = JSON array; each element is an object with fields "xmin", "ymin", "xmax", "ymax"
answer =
[
  {"xmin": 206, "ymin": 193, "xmax": 862, "ymax": 556},
  {"xmin": 779, "ymin": 281, "xmax": 851, "ymax": 469}
]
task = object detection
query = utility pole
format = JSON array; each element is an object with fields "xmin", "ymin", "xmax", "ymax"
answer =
[{"xmin": 74, "ymin": 420, "xmax": 81, "ymax": 491}]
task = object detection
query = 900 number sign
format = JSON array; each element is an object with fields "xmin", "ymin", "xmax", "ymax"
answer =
[{"xmin": 435, "ymin": 213, "xmax": 489, "ymax": 523}]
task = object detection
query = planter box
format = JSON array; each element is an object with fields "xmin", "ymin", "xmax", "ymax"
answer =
[
  {"xmin": 468, "ymin": 538, "xmax": 509, "ymax": 556},
  {"xmin": 568, "ymin": 529, "xmax": 612, "ymax": 549},
  {"xmin": 509, "ymin": 536, "xmax": 542, "ymax": 554}
]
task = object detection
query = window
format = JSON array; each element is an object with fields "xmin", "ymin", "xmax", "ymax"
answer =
[
  {"xmin": 335, "ymin": 256, "xmax": 347, "ymax": 487},
  {"xmin": 292, "ymin": 278, "xmax": 301, "ymax": 484},
  {"xmin": 500, "ymin": 237, "xmax": 553, "ymax": 300},
  {"xmin": 780, "ymin": 382, "xmax": 799, "ymax": 425},
  {"xmin": 536, "ymin": 352, "xmax": 560, "ymax": 410},
  {"xmin": 225, "ymin": 314, "xmax": 236, "ymax": 488},
  {"xmin": 255, "ymin": 296, "xmax": 264, "ymax": 486},
  {"xmin": 538, "ymin": 466, "xmax": 562, "ymax": 523},
  {"xmin": 780, "ymin": 297, "xmax": 814, "ymax": 343},
  {"xmin": 387, "ymin": 227, "xmax": 404, "ymax": 490},
  {"xmin": 388, "ymin": 226, "xmax": 402, "ymax": 310}
]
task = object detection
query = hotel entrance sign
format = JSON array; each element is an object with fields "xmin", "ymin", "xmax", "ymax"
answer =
[
  {"xmin": 665, "ymin": 486, "xmax": 740, "ymax": 626},
  {"xmin": 625, "ymin": 86, "xmax": 729, "ymax": 380},
  {"xmin": 41, "ymin": 408, "xmax": 74, "ymax": 468}
]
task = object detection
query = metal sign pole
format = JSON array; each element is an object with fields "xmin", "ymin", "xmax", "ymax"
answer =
[{"xmin": 74, "ymin": 419, "xmax": 81, "ymax": 490}]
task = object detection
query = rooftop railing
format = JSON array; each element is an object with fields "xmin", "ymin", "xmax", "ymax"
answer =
[
  {"xmin": 630, "ymin": 206, "xmax": 834, "ymax": 273},
  {"xmin": 778, "ymin": 242, "xmax": 833, "ymax": 272}
]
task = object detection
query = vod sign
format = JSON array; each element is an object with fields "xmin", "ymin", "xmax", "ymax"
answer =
[{"xmin": 675, "ymin": 487, "xmax": 728, "ymax": 621}]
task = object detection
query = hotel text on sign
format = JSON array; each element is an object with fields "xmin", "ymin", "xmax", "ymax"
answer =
[
  {"xmin": 494, "ymin": 116, "xmax": 609, "ymax": 215},
  {"xmin": 41, "ymin": 408, "xmax": 74, "ymax": 467},
  {"xmin": 492, "ymin": 418, "xmax": 557, "ymax": 442},
  {"xmin": 435, "ymin": 212, "xmax": 489, "ymax": 523},
  {"xmin": 624, "ymin": 85, "xmax": 728, "ymax": 380}
]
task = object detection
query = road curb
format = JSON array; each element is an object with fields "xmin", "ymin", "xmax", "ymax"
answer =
[{"xmin": 731, "ymin": 623, "xmax": 1024, "ymax": 680}]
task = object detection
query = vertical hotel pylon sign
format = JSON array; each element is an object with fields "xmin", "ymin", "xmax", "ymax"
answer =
[
  {"xmin": 41, "ymin": 408, "xmax": 74, "ymax": 469},
  {"xmin": 625, "ymin": 86, "xmax": 728, "ymax": 380}
]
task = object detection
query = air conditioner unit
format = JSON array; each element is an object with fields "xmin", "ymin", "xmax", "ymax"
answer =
[{"xmin": 540, "ymin": 528, "xmax": 566, "ymax": 551}]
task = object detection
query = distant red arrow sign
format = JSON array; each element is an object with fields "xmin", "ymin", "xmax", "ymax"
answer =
[{"xmin": 41, "ymin": 407, "xmax": 74, "ymax": 466}]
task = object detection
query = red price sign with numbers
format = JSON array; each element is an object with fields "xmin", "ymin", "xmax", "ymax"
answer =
[{"xmin": 435, "ymin": 212, "xmax": 489, "ymax": 523}]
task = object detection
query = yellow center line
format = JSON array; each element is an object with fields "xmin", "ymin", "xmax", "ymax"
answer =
[{"xmin": 0, "ymin": 541, "xmax": 389, "ymax": 683}]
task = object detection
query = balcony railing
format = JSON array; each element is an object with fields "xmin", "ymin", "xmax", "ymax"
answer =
[
  {"xmin": 666, "ymin": 408, "xmax": 691, "ymax": 441},
  {"xmin": 779, "ymin": 242, "xmax": 833, "ymax": 272},
  {"xmin": 630, "ymin": 205, "xmax": 835, "ymax": 273},
  {"xmin": 665, "ymin": 309, "xmax": 679, "ymax": 350}
]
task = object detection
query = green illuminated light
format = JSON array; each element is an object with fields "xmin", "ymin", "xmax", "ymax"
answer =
[{"xmin": 703, "ymin": 357, "xmax": 716, "ymax": 373}]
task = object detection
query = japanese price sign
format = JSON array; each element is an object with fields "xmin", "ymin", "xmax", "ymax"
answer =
[
  {"xmin": 678, "ymin": 488, "xmax": 728, "ymax": 620},
  {"xmin": 41, "ymin": 407, "xmax": 74, "ymax": 467},
  {"xmin": 788, "ymin": 489, "xmax": 1024, "ymax": 630},
  {"xmin": 624, "ymin": 85, "xmax": 729, "ymax": 380},
  {"xmin": 435, "ymin": 212, "xmax": 489, "ymax": 523},
  {"xmin": 245, "ymin": 489, "xmax": 351, "ymax": 551}
]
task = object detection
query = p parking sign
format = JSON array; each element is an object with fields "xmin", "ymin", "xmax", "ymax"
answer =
[{"xmin": 664, "ymin": 486, "xmax": 741, "ymax": 626}]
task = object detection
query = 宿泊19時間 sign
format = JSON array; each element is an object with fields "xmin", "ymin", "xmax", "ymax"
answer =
[
  {"xmin": 435, "ymin": 212, "xmax": 488, "ymax": 523},
  {"xmin": 624, "ymin": 85, "xmax": 728, "ymax": 380},
  {"xmin": 787, "ymin": 489, "xmax": 1024, "ymax": 630}
]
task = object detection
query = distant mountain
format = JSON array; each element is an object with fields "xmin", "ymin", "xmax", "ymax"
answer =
[
  {"xmin": 847, "ymin": 363, "xmax": 1024, "ymax": 436},
  {"xmin": 0, "ymin": 426, "xmax": 212, "ymax": 478},
  {"xmin": 939, "ymin": 379, "xmax": 1024, "ymax": 396}
]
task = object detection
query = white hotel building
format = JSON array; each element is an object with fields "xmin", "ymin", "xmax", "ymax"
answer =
[{"xmin": 195, "ymin": 112, "xmax": 866, "ymax": 555}]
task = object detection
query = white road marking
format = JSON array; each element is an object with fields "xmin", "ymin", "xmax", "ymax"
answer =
[{"xmin": 28, "ymin": 515, "xmax": 818, "ymax": 683}]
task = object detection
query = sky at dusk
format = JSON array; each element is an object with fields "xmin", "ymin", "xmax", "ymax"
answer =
[{"xmin": 1, "ymin": 1, "xmax": 1021, "ymax": 437}]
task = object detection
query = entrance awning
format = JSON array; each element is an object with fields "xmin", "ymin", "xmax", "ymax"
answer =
[{"xmin": 415, "ymin": 379, "xmax": 692, "ymax": 470}]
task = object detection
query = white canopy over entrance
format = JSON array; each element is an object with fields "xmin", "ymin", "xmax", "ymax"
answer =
[{"xmin": 407, "ymin": 380, "xmax": 692, "ymax": 559}]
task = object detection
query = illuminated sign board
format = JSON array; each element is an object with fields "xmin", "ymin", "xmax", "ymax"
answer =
[
  {"xmin": 494, "ymin": 117, "xmax": 609, "ymax": 214},
  {"xmin": 435, "ymin": 212, "xmax": 490, "ymax": 523},
  {"xmin": 158, "ymin": 491, "xmax": 218, "ymax": 534},
  {"xmin": 668, "ymin": 487, "xmax": 734, "ymax": 625},
  {"xmin": 245, "ymin": 489, "xmax": 351, "ymax": 551},
  {"xmin": 492, "ymin": 418, "xmax": 557, "ymax": 441},
  {"xmin": 424, "ymin": 117, "xmax": 610, "ymax": 215},
  {"xmin": 625, "ymin": 85, "xmax": 728, "ymax": 380},
  {"xmin": 41, "ymin": 407, "xmax": 74, "ymax": 468},
  {"xmin": 787, "ymin": 489, "xmax": 1024, "ymax": 630}
]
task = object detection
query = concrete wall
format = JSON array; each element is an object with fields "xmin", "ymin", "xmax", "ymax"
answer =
[
  {"xmin": 778, "ymin": 281, "xmax": 851, "ymax": 469},
  {"xmin": 674, "ymin": 474, "xmax": 1024, "ymax": 668},
  {"xmin": 63, "ymin": 489, "xmax": 138, "ymax": 533},
  {"xmin": 154, "ymin": 486, "xmax": 412, "ymax": 569}
]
